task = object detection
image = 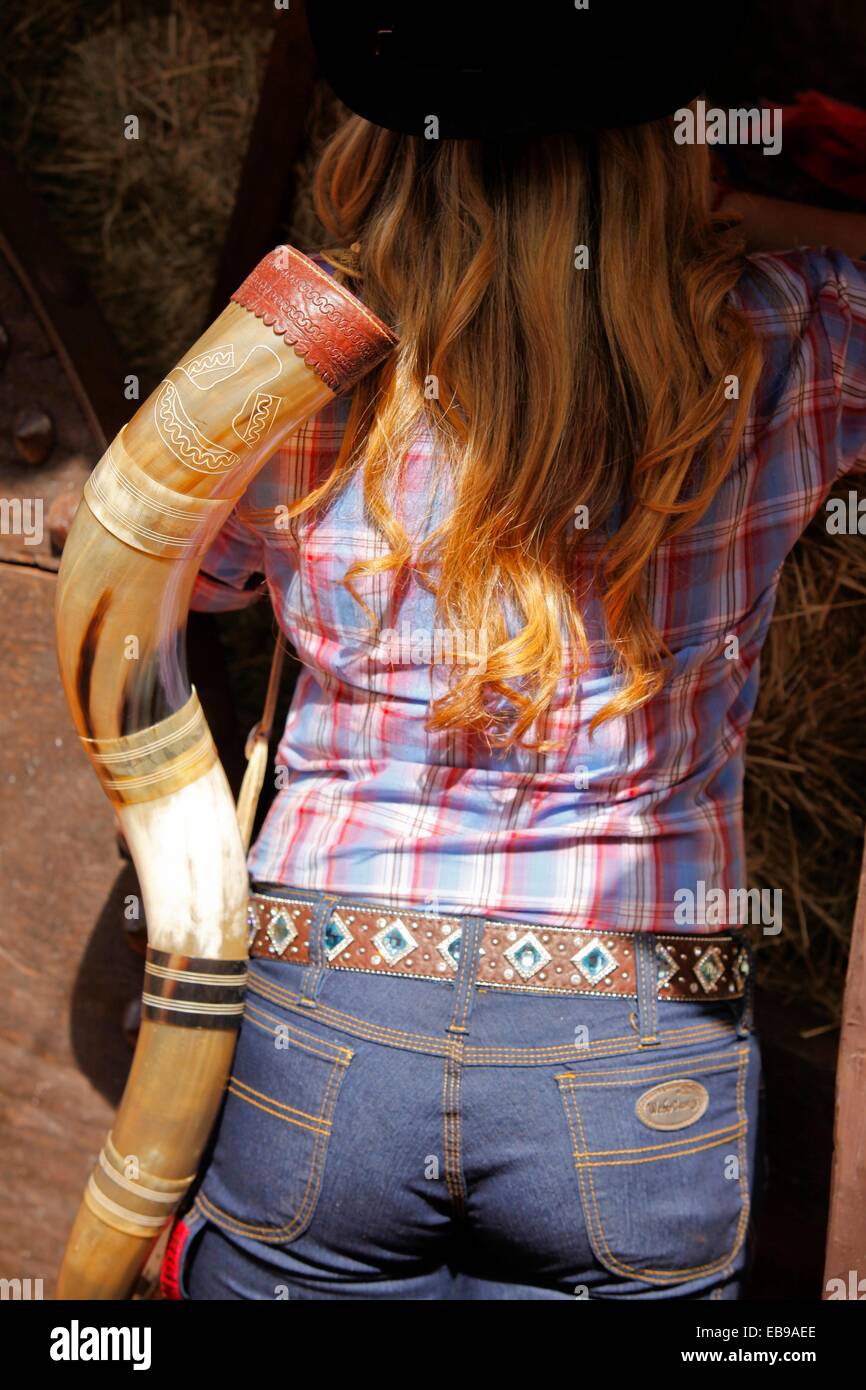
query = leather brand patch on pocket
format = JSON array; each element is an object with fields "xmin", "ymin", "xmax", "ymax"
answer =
[{"xmin": 635, "ymin": 1079, "xmax": 710, "ymax": 1131}]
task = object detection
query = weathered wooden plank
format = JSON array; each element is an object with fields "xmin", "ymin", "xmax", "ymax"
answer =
[
  {"xmin": 823, "ymin": 838, "xmax": 866, "ymax": 1295},
  {"xmin": 746, "ymin": 988, "xmax": 837, "ymax": 1298}
]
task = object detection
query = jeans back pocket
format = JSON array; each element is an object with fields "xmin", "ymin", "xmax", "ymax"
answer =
[
  {"xmin": 196, "ymin": 998, "xmax": 354, "ymax": 1245},
  {"xmin": 555, "ymin": 1033, "xmax": 756, "ymax": 1288}
]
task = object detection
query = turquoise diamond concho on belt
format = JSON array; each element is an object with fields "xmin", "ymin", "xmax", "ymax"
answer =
[{"xmin": 246, "ymin": 892, "xmax": 750, "ymax": 1002}]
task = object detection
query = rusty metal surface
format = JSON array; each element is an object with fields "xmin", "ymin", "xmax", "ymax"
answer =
[
  {"xmin": 0, "ymin": 148, "xmax": 245, "ymax": 1292},
  {"xmin": 0, "ymin": 156, "xmax": 145, "ymax": 1287},
  {"xmin": 0, "ymin": 564, "xmax": 143, "ymax": 1288}
]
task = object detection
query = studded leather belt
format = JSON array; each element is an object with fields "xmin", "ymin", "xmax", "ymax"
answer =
[{"xmin": 246, "ymin": 891, "xmax": 750, "ymax": 1002}]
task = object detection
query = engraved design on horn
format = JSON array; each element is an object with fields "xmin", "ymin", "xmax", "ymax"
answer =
[{"xmin": 155, "ymin": 339, "xmax": 284, "ymax": 474}]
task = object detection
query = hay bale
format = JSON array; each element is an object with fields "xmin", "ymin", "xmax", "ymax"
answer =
[
  {"xmin": 746, "ymin": 478, "xmax": 866, "ymax": 1018},
  {"xmin": 0, "ymin": 0, "xmax": 272, "ymax": 387}
]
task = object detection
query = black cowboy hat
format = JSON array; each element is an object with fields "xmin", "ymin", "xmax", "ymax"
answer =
[{"xmin": 305, "ymin": 2, "xmax": 736, "ymax": 139}]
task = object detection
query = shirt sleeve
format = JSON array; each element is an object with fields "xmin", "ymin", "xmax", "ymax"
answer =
[
  {"xmin": 190, "ymin": 506, "xmax": 267, "ymax": 612},
  {"xmin": 810, "ymin": 247, "xmax": 866, "ymax": 481}
]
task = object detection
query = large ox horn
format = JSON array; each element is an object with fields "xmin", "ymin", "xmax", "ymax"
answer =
[{"xmin": 54, "ymin": 246, "xmax": 396, "ymax": 1297}]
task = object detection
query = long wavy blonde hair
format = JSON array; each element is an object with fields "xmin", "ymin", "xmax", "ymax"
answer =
[{"xmin": 285, "ymin": 105, "xmax": 762, "ymax": 753}]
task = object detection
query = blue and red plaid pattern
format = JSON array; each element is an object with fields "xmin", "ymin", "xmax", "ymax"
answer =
[{"xmin": 192, "ymin": 248, "xmax": 866, "ymax": 932}]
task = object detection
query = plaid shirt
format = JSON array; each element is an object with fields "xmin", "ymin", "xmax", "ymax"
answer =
[{"xmin": 192, "ymin": 248, "xmax": 866, "ymax": 932}]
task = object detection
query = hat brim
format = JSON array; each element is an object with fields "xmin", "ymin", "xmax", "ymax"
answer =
[
  {"xmin": 307, "ymin": 5, "xmax": 709, "ymax": 138},
  {"xmin": 318, "ymin": 65, "xmax": 705, "ymax": 138}
]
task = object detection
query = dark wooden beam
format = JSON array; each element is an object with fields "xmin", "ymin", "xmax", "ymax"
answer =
[
  {"xmin": 0, "ymin": 149, "xmax": 129, "ymax": 449},
  {"xmin": 206, "ymin": 2, "xmax": 318, "ymax": 321}
]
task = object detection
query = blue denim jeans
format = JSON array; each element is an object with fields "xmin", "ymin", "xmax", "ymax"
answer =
[{"xmin": 172, "ymin": 883, "xmax": 762, "ymax": 1300}]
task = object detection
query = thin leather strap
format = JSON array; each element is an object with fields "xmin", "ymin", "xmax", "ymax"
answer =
[{"xmin": 236, "ymin": 636, "xmax": 286, "ymax": 851}]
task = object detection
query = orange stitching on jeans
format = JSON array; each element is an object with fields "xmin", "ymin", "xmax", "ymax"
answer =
[
  {"xmin": 244, "ymin": 1000, "xmax": 354, "ymax": 1063},
  {"xmin": 734, "ymin": 1036, "xmax": 750, "ymax": 1255},
  {"xmin": 248, "ymin": 976, "xmax": 444, "ymax": 1047},
  {"xmin": 442, "ymin": 1051, "xmax": 456, "ymax": 1204},
  {"xmin": 566, "ymin": 1120, "xmax": 743, "ymax": 1160},
  {"xmin": 247, "ymin": 969, "xmax": 738, "ymax": 1064},
  {"xmin": 248, "ymin": 967, "xmax": 733, "ymax": 1050},
  {"xmin": 442, "ymin": 1041, "xmax": 466, "ymax": 1211},
  {"xmin": 452, "ymin": 1045, "xmax": 466, "ymax": 1207},
  {"xmin": 248, "ymin": 972, "xmax": 736, "ymax": 1064},
  {"xmin": 462, "ymin": 1023, "xmax": 734, "ymax": 1064},
  {"xmin": 196, "ymin": 1055, "xmax": 348, "ymax": 1242},
  {"xmin": 228, "ymin": 1065, "xmax": 342, "ymax": 1123},
  {"xmin": 248, "ymin": 976, "xmax": 446, "ymax": 1052},
  {"xmin": 556, "ymin": 1066, "xmax": 740, "ymax": 1091},
  {"xmin": 574, "ymin": 1128, "xmax": 746, "ymax": 1167},
  {"xmin": 639, "ymin": 1045, "xmax": 750, "ymax": 1278},
  {"xmin": 560, "ymin": 1050, "xmax": 751, "ymax": 1282},
  {"xmin": 226, "ymin": 1080, "xmax": 332, "ymax": 1136},
  {"xmin": 554, "ymin": 1045, "xmax": 748, "ymax": 1085},
  {"xmin": 442, "ymin": 1053, "xmax": 454, "ymax": 1204},
  {"xmin": 243, "ymin": 1009, "xmax": 341, "ymax": 1064}
]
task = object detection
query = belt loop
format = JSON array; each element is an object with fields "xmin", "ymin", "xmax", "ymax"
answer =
[
  {"xmin": 447, "ymin": 916, "xmax": 484, "ymax": 1035},
  {"xmin": 635, "ymin": 933, "xmax": 660, "ymax": 1047},
  {"xmin": 298, "ymin": 891, "xmax": 338, "ymax": 1008}
]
